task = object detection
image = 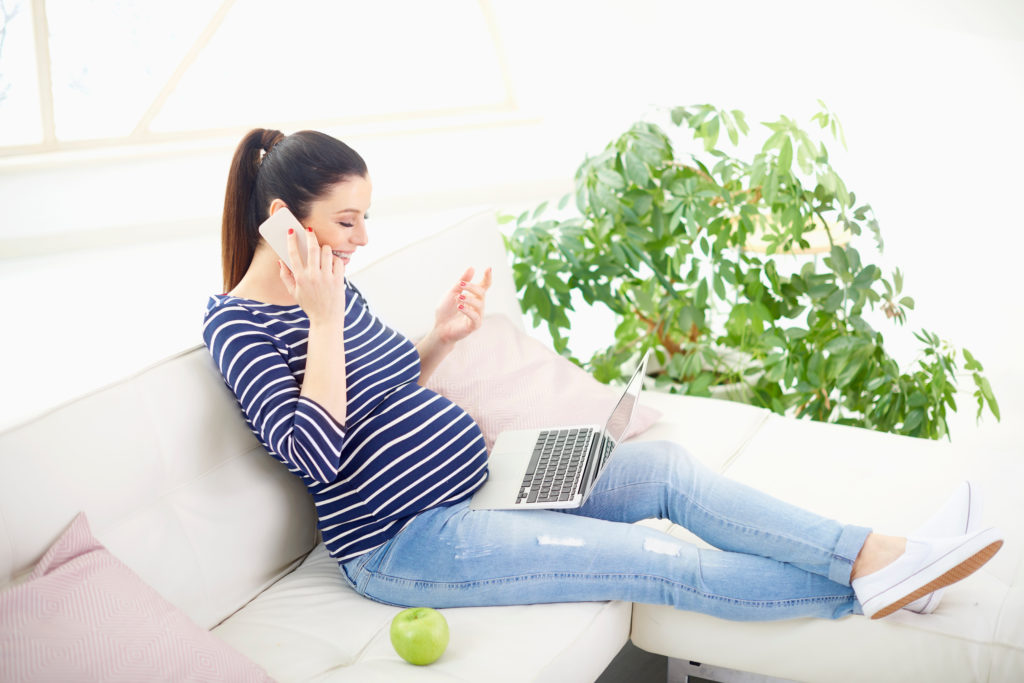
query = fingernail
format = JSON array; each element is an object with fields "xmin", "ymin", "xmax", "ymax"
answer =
[
  {"xmin": 306, "ymin": 226, "xmax": 313, "ymax": 232},
  {"xmin": 459, "ymin": 281, "xmax": 466, "ymax": 287},
  {"xmin": 458, "ymin": 304, "xmax": 464, "ymax": 310},
  {"xmin": 288, "ymin": 228, "xmax": 294, "ymax": 235},
  {"xmin": 459, "ymin": 294, "xmax": 466, "ymax": 300}
]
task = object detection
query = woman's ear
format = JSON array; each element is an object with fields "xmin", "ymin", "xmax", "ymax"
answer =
[{"xmin": 268, "ymin": 198, "xmax": 288, "ymax": 215}]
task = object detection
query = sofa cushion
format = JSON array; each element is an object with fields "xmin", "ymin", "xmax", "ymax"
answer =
[
  {"xmin": 630, "ymin": 415, "xmax": 1024, "ymax": 682},
  {"xmin": 212, "ymin": 542, "xmax": 631, "ymax": 683},
  {"xmin": 0, "ymin": 512, "xmax": 273, "ymax": 683},
  {"xmin": 0, "ymin": 347, "xmax": 318, "ymax": 630},
  {"xmin": 631, "ymin": 391, "xmax": 771, "ymax": 475},
  {"xmin": 425, "ymin": 314, "xmax": 662, "ymax": 450}
]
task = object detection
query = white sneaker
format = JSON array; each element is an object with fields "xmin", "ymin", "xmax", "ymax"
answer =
[
  {"xmin": 852, "ymin": 526, "xmax": 1004, "ymax": 620},
  {"xmin": 904, "ymin": 481, "xmax": 983, "ymax": 614}
]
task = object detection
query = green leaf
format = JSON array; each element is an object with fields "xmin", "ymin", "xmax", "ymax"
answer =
[
  {"xmin": 695, "ymin": 279, "xmax": 709, "ymax": 308},
  {"xmin": 820, "ymin": 170, "xmax": 837, "ymax": 196},
  {"xmin": 763, "ymin": 131, "xmax": 786, "ymax": 152},
  {"xmin": 731, "ymin": 110, "xmax": 749, "ymax": 135},
  {"xmin": 778, "ymin": 136, "xmax": 793, "ymax": 174},
  {"xmin": 623, "ymin": 153, "xmax": 650, "ymax": 187},
  {"xmin": 764, "ymin": 169, "xmax": 778, "ymax": 204},
  {"xmin": 723, "ymin": 110, "xmax": 739, "ymax": 145},
  {"xmin": 852, "ymin": 264, "xmax": 878, "ymax": 289},
  {"xmin": 845, "ymin": 247, "xmax": 861, "ymax": 274},
  {"xmin": 596, "ymin": 168, "xmax": 625, "ymax": 189},
  {"xmin": 807, "ymin": 279, "xmax": 835, "ymax": 300},
  {"xmin": 836, "ymin": 356, "xmax": 865, "ymax": 388},
  {"xmin": 833, "ymin": 114, "xmax": 848, "ymax": 150},
  {"xmin": 677, "ymin": 305, "xmax": 703, "ymax": 333},
  {"xmin": 688, "ymin": 372, "xmax": 714, "ymax": 397},
  {"xmin": 824, "ymin": 336, "xmax": 863, "ymax": 354},
  {"xmin": 713, "ymin": 273, "xmax": 726, "ymax": 299},
  {"xmin": 823, "ymin": 288, "xmax": 845, "ymax": 312},
  {"xmin": 963, "ymin": 348, "xmax": 983, "ymax": 372},
  {"xmin": 807, "ymin": 351, "xmax": 825, "ymax": 386},
  {"xmin": 796, "ymin": 140, "xmax": 812, "ymax": 175},
  {"xmin": 973, "ymin": 374, "xmax": 1001, "ymax": 420},
  {"xmin": 701, "ymin": 116, "xmax": 720, "ymax": 151},
  {"xmin": 829, "ymin": 245, "xmax": 849, "ymax": 275},
  {"xmin": 904, "ymin": 408, "xmax": 925, "ymax": 433}
]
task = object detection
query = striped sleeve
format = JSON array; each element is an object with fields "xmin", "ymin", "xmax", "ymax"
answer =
[{"xmin": 203, "ymin": 304, "xmax": 345, "ymax": 484}]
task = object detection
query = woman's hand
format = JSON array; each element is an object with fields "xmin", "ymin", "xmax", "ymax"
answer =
[
  {"xmin": 433, "ymin": 267, "xmax": 493, "ymax": 345},
  {"xmin": 416, "ymin": 267, "xmax": 492, "ymax": 385},
  {"xmin": 279, "ymin": 226, "xmax": 347, "ymax": 326}
]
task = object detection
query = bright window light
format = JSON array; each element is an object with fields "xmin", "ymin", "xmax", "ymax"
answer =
[
  {"xmin": 0, "ymin": 0, "xmax": 510, "ymax": 153},
  {"xmin": 150, "ymin": 0, "xmax": 506, "ymax": 132},
  {"xmin": 46, "ymin": 0, "xmax": 216, "ymax": 140},
  {"xmin": 0, "ymin": 0, "xmax": 43, "ymax": 146}
]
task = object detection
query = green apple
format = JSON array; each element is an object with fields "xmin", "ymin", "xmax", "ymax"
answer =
[{"xmin": 389, "ymin": 607, "xmax": 450, "ymax": 666}]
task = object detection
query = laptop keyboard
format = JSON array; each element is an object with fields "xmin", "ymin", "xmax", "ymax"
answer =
[{"xmin": 516, "ymin": 427, "xmax": 593, "ymax": 504}]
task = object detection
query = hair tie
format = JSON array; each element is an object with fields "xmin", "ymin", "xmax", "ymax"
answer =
[{"xmin": 258, "ymin": 130, "xmax": 285, "ymax": 167}]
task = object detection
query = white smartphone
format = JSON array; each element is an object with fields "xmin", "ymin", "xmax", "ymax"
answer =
[{"xmin": 258, "ymin": 207, "xmax": 308, "ymax": 271}]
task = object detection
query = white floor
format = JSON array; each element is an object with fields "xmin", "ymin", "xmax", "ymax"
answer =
[{"xmin": 1, "ymin": 213, "xmax": 1020, "ymax": 469}]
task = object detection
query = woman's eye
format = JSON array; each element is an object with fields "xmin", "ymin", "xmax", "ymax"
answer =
[{"xmin": 338, "ymin": 214, "xmax": 367, "ymax": 228}]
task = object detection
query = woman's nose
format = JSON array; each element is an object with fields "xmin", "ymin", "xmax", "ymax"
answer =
[{"xmin": 352, "ymin": 222, "xmax": 369, "ymax": 246}]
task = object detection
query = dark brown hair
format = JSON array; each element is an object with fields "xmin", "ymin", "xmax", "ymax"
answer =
[{"xmin": 220, "ymin": 128, "xmax": 368, "ymax": 291}]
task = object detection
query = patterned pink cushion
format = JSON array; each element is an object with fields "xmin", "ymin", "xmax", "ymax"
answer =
[
  {"xmin": 426, "ymin": 314, "xmax": 661, "ymax": 450},
  {"xmin": 0, "ymin": 513, "xmax": 273, "ymax": 683}
]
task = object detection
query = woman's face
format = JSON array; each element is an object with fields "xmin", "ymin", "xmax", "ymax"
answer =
[{"xmin": 300, "ymin": 174, "xmax": 373, "ymax": 267}]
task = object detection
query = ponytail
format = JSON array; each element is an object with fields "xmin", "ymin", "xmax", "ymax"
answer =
[
  {"xmin": 220, "ymin": 128, "xmax": 367, "ymax": 292},
  {"xmin": 221, "ymin": 128, "xmax": 285, "ymax": 292}
]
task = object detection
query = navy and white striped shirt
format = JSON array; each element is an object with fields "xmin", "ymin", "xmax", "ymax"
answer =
[{"xmin": 202, "ymin": 280, "xmax": 489, "ymax": 562}]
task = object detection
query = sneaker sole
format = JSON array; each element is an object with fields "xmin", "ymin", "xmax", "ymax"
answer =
[
  {"xmin": 905, "ymin": 481, "xmax": 983, "ymax": 615},
  {"xmin": 871, "ymin": 538, "xmax": 1003, "ymax": 619}
]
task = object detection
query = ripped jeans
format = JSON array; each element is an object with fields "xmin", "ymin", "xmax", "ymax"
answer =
[{"xmin": 339, "ymin": 440, "xmax": 871, "ymax": 621}]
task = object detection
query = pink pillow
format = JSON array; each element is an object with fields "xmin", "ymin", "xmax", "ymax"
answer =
[
  {"xmin": 426, "ymin": 314, "xmax": 661, "ymax": 450},
  {"xmin": 0, "ymin": 513, "xmax": 273, "ymax": 683}
]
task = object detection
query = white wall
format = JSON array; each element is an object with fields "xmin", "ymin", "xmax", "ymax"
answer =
[{"xmin": 1, "ymin": 0, "xmax": 1021, "ymax": 446}]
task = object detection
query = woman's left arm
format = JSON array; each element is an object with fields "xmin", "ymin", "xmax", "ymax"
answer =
[{"xmin": 417, "ymin": 266, "xmax": 493, "ymax": 384}]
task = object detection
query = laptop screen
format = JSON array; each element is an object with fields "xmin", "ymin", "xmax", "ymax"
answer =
[{"xmin": 602, "ymin": 350, "xmax": 651, "ymax": 446}]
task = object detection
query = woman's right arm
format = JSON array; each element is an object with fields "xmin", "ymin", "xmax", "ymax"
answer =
[
  {"xmin": 280, "ymin": 225, "xmax": 349, "ymax": 426},
  {"xmin": 202, "ymin": 308, "xmax": 346, "ymax": 485}
]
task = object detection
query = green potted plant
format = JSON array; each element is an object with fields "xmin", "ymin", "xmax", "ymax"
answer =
[{"xmin": 502, "ymin": 102, "xmax": 999, "ymax": 440}]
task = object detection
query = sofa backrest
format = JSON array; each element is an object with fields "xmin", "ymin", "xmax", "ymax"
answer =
[
  {"xmin": 0, "ymin": 208, "xmax": 523, "ymax": 629},
  {"xmin": 351, "ymin": 209, "xmax": 525, "ymax": 337},
  {"xmin": 0, "ymin": 346, "xmax": 318, "ymax": 629}
]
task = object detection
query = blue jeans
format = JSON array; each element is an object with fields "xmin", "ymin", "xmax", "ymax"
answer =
[{"xmin": 340, "ymin": 441, "xmax": 871, "ymax": 621}]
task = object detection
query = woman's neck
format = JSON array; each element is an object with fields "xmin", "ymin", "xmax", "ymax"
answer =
[{"xmin": 228, "ymin": 243, "xmax": 298, "ymax": 306}]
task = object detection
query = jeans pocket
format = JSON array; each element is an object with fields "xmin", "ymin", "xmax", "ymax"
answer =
[
  {"xmin": 373, "ymin": 520, "xmax": 417, "ymax": 576},
  {"xmin": 340, "ymin": 550, "xmax": 374, "ymax": 591},
  {"xmin": 343, "ymin": 521, "xmax": 409, "ymax": 590}
]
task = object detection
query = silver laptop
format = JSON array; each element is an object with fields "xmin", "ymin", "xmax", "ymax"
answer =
[{"xmin": 470, "ymin": 350, "xmax": 651, "ymax": 511}]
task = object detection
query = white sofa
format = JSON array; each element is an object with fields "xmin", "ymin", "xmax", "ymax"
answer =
[{"xmin": 1, "ymin": 211, "xmax": 1021, "ymax": 682}]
